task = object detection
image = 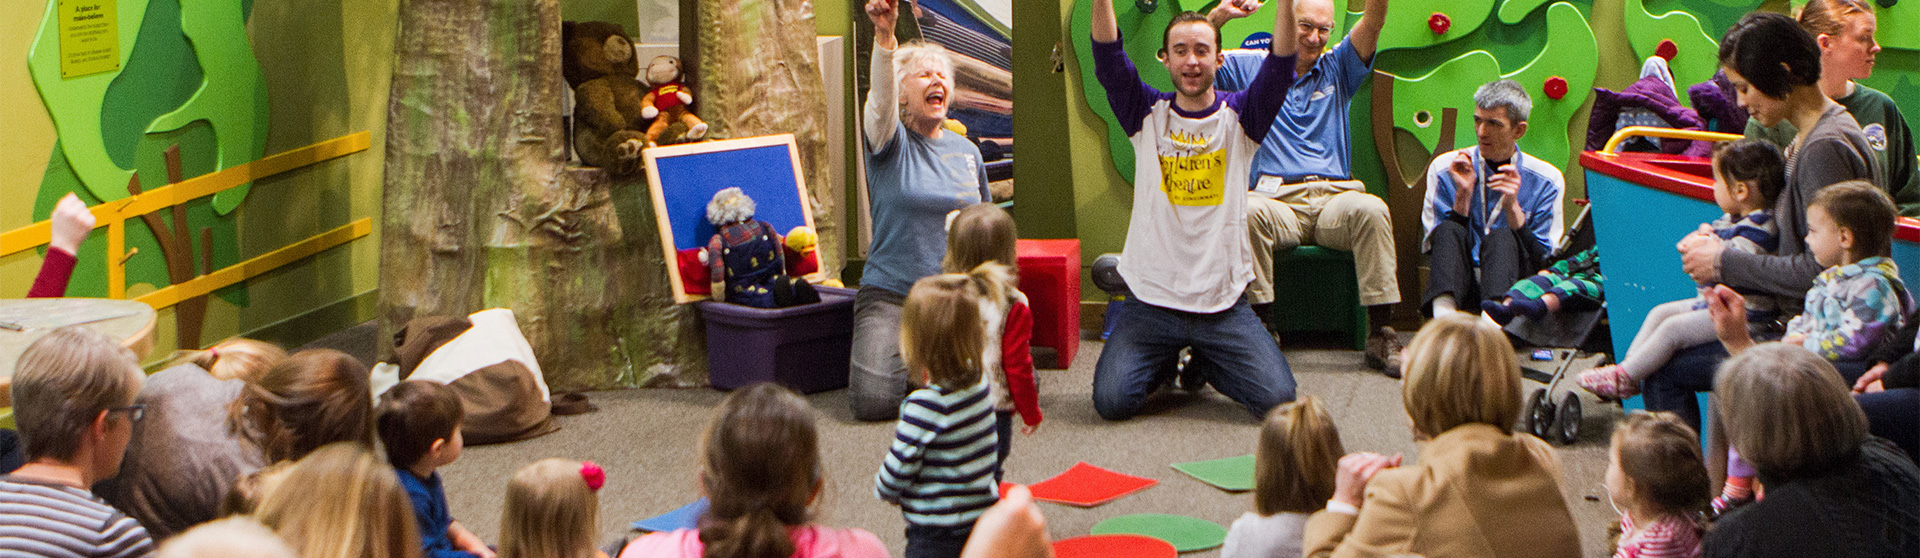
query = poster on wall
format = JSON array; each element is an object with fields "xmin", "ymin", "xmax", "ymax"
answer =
[{"xmin": 57, "ymin": 0, "xmax": 119, "ymax": 78}]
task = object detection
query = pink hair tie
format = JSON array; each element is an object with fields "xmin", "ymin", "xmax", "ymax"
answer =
[{"xmin": 580, "ymin": 461, "xmax": 605, "ymax": 491}]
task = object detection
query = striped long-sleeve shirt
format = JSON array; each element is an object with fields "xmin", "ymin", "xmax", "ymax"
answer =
[
  {"xmin": 0, "ymin": 476, "xmax": 154, "ymax": 558},
  {"xmin": 874, "ymin": 381, "xmax": 999, "ymax": 527}
]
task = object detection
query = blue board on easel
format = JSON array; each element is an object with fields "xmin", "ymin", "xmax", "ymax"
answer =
[{"xmin": 644, "ymin": 134, "xmax": 816, "ymax": 302}]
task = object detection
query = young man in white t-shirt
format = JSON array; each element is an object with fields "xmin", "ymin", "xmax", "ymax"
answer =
[{"xmin": 1088, "ymin": 0, "xmax": 1299, "ymax": 420}]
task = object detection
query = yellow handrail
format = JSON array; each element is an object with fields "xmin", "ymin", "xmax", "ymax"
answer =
[
  {"xmin": 2, "ymin": 131, "xmax": 372, "ymax": 304},
  {"xmin": 1602, "ymin": 126, "xmax": 1744, "ymax": 154}
]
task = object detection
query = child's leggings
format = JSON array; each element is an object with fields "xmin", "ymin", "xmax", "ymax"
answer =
[{"xmin": 1620, "ymin": 299, "xmax": 1720, "ymax": 381}]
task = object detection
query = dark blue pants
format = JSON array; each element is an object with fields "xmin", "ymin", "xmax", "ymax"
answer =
[
  {"xmin": 1092, "ymin": 296, "xmax": 1296, "ymax": 420},
  {"xmin": 904, "ymin": 524, "xmax": 973, "ymax": 558},
  {"xmin": 994, "ymin": 410, "xmax": 1012, "ymax": 483},
  {"xmin": 1643, "ymin": 342, "xmax": 1872, "ymax": 433},
  {"xmin": 1859, "ymin": 388, "xmax": 1920, "ymax": 463}
]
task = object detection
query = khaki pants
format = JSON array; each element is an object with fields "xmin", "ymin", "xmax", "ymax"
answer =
[{"xmin": 1246, "ymin": 179, "xmax": 1400, "ymax": 307}]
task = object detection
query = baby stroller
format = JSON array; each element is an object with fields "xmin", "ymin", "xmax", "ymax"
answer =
[{"xmin": 1504, "ymin": 202, "xmax": 1613, "ymax": 445}]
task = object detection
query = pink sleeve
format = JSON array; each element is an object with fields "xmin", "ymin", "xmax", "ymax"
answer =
[
  {"xmin": 1002, "ymin": 300, "xmax": 1041, "ymax": 427},
  {"xmin": 618, "ymin": 530, "xmax": 699, "ymax": 558},
  {"xmin": 28, "ymin": 247, "xmax": 77, "ymax": 298},
  {"xmin": 837, "ymin": 528, "xmax": 891, "ymax": 558}
]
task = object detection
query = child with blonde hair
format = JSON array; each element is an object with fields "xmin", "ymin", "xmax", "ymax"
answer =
[
  {"xmin": 169, "ymin": 338, "xmax": 288, "ymax": 382},
  {"xmin": 621, "ymin": 383, "xmax": 886, "ymax": 558},
  {"xmin": 500, "ymin": 459, "xmax": 608, "ymax": 558},
  {"xmin": 876, "ymin": 274, "xmax": 1005, "ymax": 558},
  {"xmin": 1221, "ymin": 396, "xmax": 1343, "ymax": 558},
  {"xmin": 943, "ymin": 203, "xmax": 1041, "ymax": 479},
  {"xmin": 1605, "ymin": 412, "xmax": 1710, "ymax": 558},
  {"xmin": 255, "ymin": 442, "xmax": 422, "ymax": 558}
]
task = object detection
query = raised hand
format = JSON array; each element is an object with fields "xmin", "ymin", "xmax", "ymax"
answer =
[
  {"xmin": 1208, "ymin": 0, "xmax": 1262, "ymax": 27},
  {"xmin": 48, "ymin": 193, "xmax": 96, "ymax": 255},
  {"xmin": 867, "ymin": 0, "xmax": 899, "ymax": 49},
  {"xmin": 1448, "ymin": 153, "xmax": 1476, "ymax": 217}
]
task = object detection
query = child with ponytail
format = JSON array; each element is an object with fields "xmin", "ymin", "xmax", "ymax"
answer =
[
  {"xmin": 499, "ymin": 458, "xmax": 608, "ymax": 558},
  {"xmin": 942, "ymin": 203, "xmax": 1041, "ymax": 480},
  {"xmin": 620, "ymin": 383, "xmax": 887, "ymax": 558}
]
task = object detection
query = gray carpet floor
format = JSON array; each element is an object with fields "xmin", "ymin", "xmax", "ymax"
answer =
[{"xmin": 434, "ymin": 339, "xmax": 1625, "ymax": 557}]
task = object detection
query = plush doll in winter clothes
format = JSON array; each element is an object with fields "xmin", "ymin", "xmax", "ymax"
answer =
[{"xmin": 706, "ymin": 188, "xmax": 818, "ymax": 308}]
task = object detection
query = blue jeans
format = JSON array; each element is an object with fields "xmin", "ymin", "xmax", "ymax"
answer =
[
  {"xmin": 1093, "ymin": 296, "xmax": 1296, "ymax": 420},
  {"xmin": 904, "ymin": 524, "xmax": 973, "ymax": 558},
  {"xmin": 1858, "ymin": 388, "xmax": 1920, "ymax": 463}
]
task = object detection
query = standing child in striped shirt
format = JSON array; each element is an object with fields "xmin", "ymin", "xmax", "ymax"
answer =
[{"xmin": 875, "ymin": 273, "xmax": 1004, "ymax": 558}]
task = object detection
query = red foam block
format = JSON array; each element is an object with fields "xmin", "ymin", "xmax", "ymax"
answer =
[
  {"xmin": 1053, "ymin": 534, "xmax": 1178, "ymax": 558},
  {"xmin": 1026, "ymin": 462, "xmax": 1158, "ymax": 507}
]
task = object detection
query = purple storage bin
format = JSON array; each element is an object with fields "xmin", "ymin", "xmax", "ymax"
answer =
[{"xmin": 697, "ymin": 286, "xmax": 855, "ymax": 393}]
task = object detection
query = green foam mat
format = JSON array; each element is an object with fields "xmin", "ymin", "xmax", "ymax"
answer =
[
  {"xmin": 1089, "ymin": 513, "xmax": 1227, "ymax": 553},
  {"xmin": 1170, "ymin": 454, "xmax": 1256, "ymax": 492}
]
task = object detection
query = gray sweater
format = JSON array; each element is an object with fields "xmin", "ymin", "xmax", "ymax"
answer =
[
  {"xmin": 1720, "ymin": 104, "xmax": 1882, "ymax": 315},
  {"xmin": 93, "ymin": 364, "xmax": 264, "ymax": 540}
]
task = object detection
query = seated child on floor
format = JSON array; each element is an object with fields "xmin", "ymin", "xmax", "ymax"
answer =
[
  {"xmin": 1221, "ymin": 396, "xmax": 1342, "ymax": 558},
  {"xmin": 876, "ymin": 274, "xmax": 1004, "ymax": 558},
  {"xmin": 499, "ymin": 459, "xmax": 608, "ymax": 558},
  {"xmin": 1715, "ymin": 181, "xmax": 1914, "ymax": 513},
  {"xmin": 1481, "ymin": 246, "xmax": 1602, "ymax": 325},
  {"xmin": 377, "ymin": 380, "xmax": 493, "ymax": 558},
  {"xmin": 1579, "ymin": 139, "xmax": 1787, "ymax": 399},
  {"xmin": 1605, "ymin": 412, "xmax": 1710, "ymax": 558},
  {"xmin": 943, "ymin": 203, "xmax": 1041, "ymax": 480},
  {"xmin": 621, "ymin": 383, "xmax": 886, "ymax": 558}
]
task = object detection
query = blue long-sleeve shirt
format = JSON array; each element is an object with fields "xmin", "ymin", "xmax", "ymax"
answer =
[
  {"xmin": 1419, "ymin": 146, "xmax": 1567, "ymax": 263},
  {"xmin": 399, "ymin": 470, "xmax": 477, "ymax": 558}
]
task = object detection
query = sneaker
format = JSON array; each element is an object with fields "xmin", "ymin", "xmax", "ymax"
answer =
[
  {"xmin": 1365, "ymin": 328, "xmax": 1404, "ymax": 379},
  {"xmin": 1175, "ymin": 349, "xmax": 1205, "ymax": 392},
  {"xmin": 1576, "ymin": 365, "xmax": 1640, "ymax": 400}
]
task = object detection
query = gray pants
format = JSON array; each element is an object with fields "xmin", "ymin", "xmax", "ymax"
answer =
[
  {"xmin": 849, "ymin": 285, "xmax": 912, "ymax": 421},
  {"xmin": 1620, "ymin": 299, "xmax": 1719, "ymax": 380}
]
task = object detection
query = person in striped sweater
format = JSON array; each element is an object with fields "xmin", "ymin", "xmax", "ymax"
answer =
[
  {"xmin": 875, "ymin": 274, "xmax": 1003, "ymax": 558},
  {"xmin": 1605, "ymin": 412, "xmax": 1710, "ymax": 558},
  {"xmin": 0, "ymin": 327, "xmax": 154, "ymax": 558}
]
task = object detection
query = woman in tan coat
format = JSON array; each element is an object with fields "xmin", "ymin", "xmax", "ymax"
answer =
[{"xmin": 1304, "ymin": 313, "xmax": 1580, "ymax": 557}]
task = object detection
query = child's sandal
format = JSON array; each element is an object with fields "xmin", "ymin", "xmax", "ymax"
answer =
[{"xmin": 1576, "ymin": 365, "xmax": 1640, "ymax": 401}]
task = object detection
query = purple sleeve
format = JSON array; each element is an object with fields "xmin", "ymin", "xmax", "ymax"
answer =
[
  {"xmin": 1231, "ymin": 52, "xmax": 1298, "ymax": 143},
  {"xmin": 1091, "ymin": 36, "xmax": 1158, "ymax": 137}
]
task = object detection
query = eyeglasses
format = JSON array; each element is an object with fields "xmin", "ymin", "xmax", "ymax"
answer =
[{"xmin": 109, "ymin": 405, "xmax": 147, "ymax": 424}]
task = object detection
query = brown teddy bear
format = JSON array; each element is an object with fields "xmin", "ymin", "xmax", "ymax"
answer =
[
  {"xmin": 641, "ymin": 55, "xmax": 709, "ymax": 146},
  {"xmin": 562, "ymin": 21, "xmax": 648, "ymax": 174}
]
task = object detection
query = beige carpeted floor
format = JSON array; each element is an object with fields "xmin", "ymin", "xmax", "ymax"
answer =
[{"xmin": 435, "ymin": 338, "xmax": 1626, "ymax": 557}]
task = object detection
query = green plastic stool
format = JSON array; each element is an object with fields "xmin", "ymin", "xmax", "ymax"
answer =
[{"xmin": 1268, "ymin": 246, "xmax": 1367, "ymax": 350}]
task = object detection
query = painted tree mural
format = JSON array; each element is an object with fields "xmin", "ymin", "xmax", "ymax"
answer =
[{"xmin": 27, "ymin": 0, "xmax": 268, "ymax": 349}]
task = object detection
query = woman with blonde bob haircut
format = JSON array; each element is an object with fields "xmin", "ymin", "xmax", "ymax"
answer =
[
  {"xmin": 255, "ymin": 442, "xmax": 421, "ymax": 558},
  {"xmin": 1703, "ymin": 344, "xmax": 1920, "ymax": 557},
  {"xmin": 1304, "ymin": 314, "xmax": 1580, "ymax": 558}
]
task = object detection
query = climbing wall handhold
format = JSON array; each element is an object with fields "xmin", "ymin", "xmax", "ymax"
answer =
[
  {"xmin": 1429, "ymin": 12, "xmax": 1452, "ymax": 35},
  {"xmin": 1544, "ymin": 76, "xmax": 1568, "ymax": 100},
  {"xmin": 1655, "ymin": 39, "xmax": 1678, "ymax": 61}
]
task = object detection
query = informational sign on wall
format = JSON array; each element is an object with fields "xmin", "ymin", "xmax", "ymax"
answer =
[{"xmin": 58, "ymin": 0, "xmax": 119, "ymax": 78}]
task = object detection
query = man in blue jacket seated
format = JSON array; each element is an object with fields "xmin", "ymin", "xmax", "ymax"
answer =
[{"xmin": 1421, "ymin": 79, "xmax": 1567, "ymax": 325}]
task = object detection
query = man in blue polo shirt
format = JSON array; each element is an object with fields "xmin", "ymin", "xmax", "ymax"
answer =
[{"xmin": 1211, "ymin": 0, "xmax": 1400, "ymax": 376}]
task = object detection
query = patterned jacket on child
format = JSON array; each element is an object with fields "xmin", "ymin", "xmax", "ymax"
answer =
[{"xmin": 1786, "ymin": 256, "xmax": 1911, "ymax": 362}]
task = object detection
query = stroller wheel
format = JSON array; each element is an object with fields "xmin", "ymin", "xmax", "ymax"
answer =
[
  {"xmin": 1556, "ymin": 392, "xmax": 1583, "ymax": 444},
  {"xmin": 1524, "ymin": 388, "xmax": 1552, "ymax": 439}
]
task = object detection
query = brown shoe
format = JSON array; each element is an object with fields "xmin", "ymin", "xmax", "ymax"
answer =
[{"xmin": 1365, "ymin": 327, "xmax": 1404, "ymax": 379}]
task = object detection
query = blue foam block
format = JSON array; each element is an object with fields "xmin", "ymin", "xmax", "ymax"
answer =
[{"xmin": 631, "ymin": 498, "xmax": 709, "ymax": 533}]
